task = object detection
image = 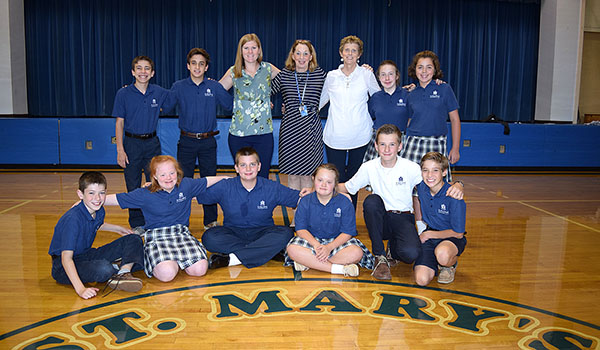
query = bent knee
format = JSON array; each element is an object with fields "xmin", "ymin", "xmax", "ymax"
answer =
[
  {"xmin": 414, "ymin": 270, "xmax": 434, "ymax": 286},
  {"xmin": 185, "ymin": 260, "xmax": 208, "ymax": 277},
  {"xmin": 153, "ymin": 262, "xmax": 179, "ymax": 282}
]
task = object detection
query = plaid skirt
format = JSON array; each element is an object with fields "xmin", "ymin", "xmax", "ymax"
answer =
[
  {"xmin": 362, "ymin": 129, "xmax": 379, "ymax": 163},
  {"xmin": 400, "ymin": 135, "xmax": 452, "ymax": 182},
  {"xmin": 284, "ymin": 236, "xmax": 375, "ymax": 270},
  {"xmin": 141, "ymin": 224, "xmax": 208, "ymax": 277}
]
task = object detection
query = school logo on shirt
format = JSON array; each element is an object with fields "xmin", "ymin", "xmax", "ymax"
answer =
[
  {"xmin": 257, "ymin": 200, "xmax": 268, "ymax": 210},
  {"xmin": 205, "ymin": 88, "xmax": 213, "ymax": 97},
  {"xmin": 437, "ymin": 203, "xmax": 449, "ymax": 215},
  {"xmin": 334, "ymin": 208, "xmax": 342, "ymax": 218},
  {"xmin": 176, "ymin": 192, "xmax": 187, "ymax": 203},
  {"xmin": 396, "ymin": 176, "xmax": 406, "ymax": 186},
  {"xmin": 397, "ymin": 98, "xmax": 406, "ymax": 107},
  {"xmin": 151, "ymin": 98, "xmax": 159, "ymax": 107},
  {"xmin": 430, "ymin": 90, "xmax": 440, "ymax": 99}
]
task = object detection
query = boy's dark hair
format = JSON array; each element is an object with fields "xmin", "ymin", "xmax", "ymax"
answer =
[
  {"xmin": 79, "ymin": 171, "xmax": 107, "ymax": 192},
  {"xmin": 187, "ymin": 48, "xmax": 210, "ymax": 65},
  {"xmin": 407, "ymin": 50, "xmax": 443, "ymax": 80},
  {"xmin": 375, "ymin": 124, "xmax": 403, "ymax": 144},
  {"xmin": 420, "ymin": 152, "xmax": 449, "ymax": 172},
  {"xmin": 235, "ymin": 147, "xmax": 260, "ymax": 165},
  {"xmin": 131, "ymin": 55, "xmax": 155, "ymax": 71}
]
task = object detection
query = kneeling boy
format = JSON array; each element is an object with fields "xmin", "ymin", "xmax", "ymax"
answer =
[
  {"xmin": 48, "ymin": 171, "xmax": 145, "ymax": 299},
  {"xmin": 414, "ymin": 152, "xmax": 466, "ymax": 285}
]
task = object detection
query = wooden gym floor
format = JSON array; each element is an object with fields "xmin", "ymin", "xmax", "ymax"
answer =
[{"xmin": 0, "ymin": 170, "xmax": 598, "ymax": 349}]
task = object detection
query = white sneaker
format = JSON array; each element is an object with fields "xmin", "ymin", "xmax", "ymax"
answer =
[{"xmin": 343, "ymin": 264, "xmax": 359, "ymax": 277}]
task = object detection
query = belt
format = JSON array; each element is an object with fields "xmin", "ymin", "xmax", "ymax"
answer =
[
  {"xmin": 181, "ymin": 130, "xmax": 219, "ymax": 139},
  {"xmin": 387, "ymin": 210, "xmax": 412, "ymax": 215},
  {"xmin": 125, "ymin": 131, "xmax": 157, "ymax": 140}
]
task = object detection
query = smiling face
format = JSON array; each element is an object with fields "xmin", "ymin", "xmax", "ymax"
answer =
[
  {"xmin": 378, "ymin": 64, "xmax": 398, "ymax": 92},
  {"xmin": 375, "ymin": 133, "xmax": 402, "ymax": 164},
  {"xmin": 293, "ymin": 43, "xmax": 312, "ymax": 72},
  {"xmin": 421, "ymin": 159, "xmax": 447, "ymax": 194},
  {"xmin": 77, "ymin": 183, "xmax": 106, "ymax": 215},
  {"xmin": 153, "ymin": 161, "xmax": 178, "ymax": 192},
  {"xmin": 187, "ymin": 54, "xmax": 209, "ymax": 81},
  {"xmin": 131, "ymin": 59, "xmax": 155, "ymax": 84},
  {"xmin": 340, "ymin": 42, "xmax": 361, "ymax": 66},
  {"xmin": 416, "ymin": 57, "xmax": 435, "ymax": 86},
  {"xmin": 313, "ymin": 168, "xmax": 337, "ymax": 199},
  {"xmin": 242, "ymin": 40, "xmax": 260, "ymax": 64},
  {"xmin": 235, "ymin": 155, "xmax": 261, "ymax": 183}
]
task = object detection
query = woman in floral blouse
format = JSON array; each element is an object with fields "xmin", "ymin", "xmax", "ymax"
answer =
[{"xmin": 220, "ymin": 33, "xmax": 280, "ymax": 178}]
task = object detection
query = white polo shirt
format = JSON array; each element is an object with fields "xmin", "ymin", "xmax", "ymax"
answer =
[{"xmin": 345, "ymin": 156, "xmax": 422, "ymax": 212}]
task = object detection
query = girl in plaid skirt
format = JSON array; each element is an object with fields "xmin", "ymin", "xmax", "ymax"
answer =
[
  {"xmin": 285, "ymin": 164, "xmax": 375, "ymax": 277},
  {"xmin": 105, "ymin": 155, "xmax": 228, "ymax": 282}
]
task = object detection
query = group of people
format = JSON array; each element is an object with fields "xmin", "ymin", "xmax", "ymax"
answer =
[{"xmin": 48, "ymin": 33, "xmax": 468, "ymax": 299}]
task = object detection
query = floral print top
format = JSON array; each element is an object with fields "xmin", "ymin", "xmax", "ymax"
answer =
[{"xmin": 229, "ymin": 61, "xmax": 273, "ymax": 136}]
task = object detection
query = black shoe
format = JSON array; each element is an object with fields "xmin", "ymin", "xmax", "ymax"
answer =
[
  {"xmin": 271, "ymin": 250, "xmax": 286, "ymax": 262},
  {"xmin": 208, "ymin": 253, "xmax": 230, "ymax": 269}
]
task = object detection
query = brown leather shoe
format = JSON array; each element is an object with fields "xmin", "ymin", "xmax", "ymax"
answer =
[
  {"xmin": 371, "ymin": 255, "xmax": 391, "ymax": 280},
  {"xmin": 106, "ymin": 272, "xmax": 143, "ymax": 293}
]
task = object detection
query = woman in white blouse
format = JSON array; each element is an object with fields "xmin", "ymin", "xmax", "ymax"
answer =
[{"xmin": 319, "ymin": 35, "xmax": 380, "ymax": 207}]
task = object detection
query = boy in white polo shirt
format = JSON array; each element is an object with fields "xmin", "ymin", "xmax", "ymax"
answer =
[{"xmin": 338, "ymin": 124, "xmax": 463, "ymax": 280}]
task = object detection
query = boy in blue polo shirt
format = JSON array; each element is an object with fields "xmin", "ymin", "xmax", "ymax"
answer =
[
  {"xmin": 48, "ymin": 172, "xmax": 144, "ymax": 299},
  {"xmin": 198, "ymin": 147, "xmax": 300, "ymax": 269},
  {"xmin": 113, "ymin": 55, "xmax": 172, "ymax": 232},
  {"xmin": 414, "ymin": 152, "xmax": 466, "ymax": 285},
  {"xmin": 169, "ymin": 48, "xmax": 233, "ymax": 230}
]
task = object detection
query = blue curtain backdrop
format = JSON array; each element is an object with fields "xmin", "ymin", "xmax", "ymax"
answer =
[{"xmin": 24, "ymin": 0, "xmax": 540, "ymax": 122}]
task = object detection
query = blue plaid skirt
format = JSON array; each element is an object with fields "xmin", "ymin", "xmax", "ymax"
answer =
[
  {"xmin": 400, "ymin": 135, "xmax": 451, "ymax": 182},
  {"xmin": 141, "ymin": 224, "xmax": 207, "ymax": 277},
  {"xmin": 284, "ymin": 236, "xmax": 375, "ymax": 270}
]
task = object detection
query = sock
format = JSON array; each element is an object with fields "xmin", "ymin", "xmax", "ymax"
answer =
[
  {"xmin": 228, "ymin": 253, "xmax": 242, "ymax": 266},
  {"xmin": 117, "ymin": 267, "xmax": 131, "ymax": 275},
  {"xmin": 416, "ymin": 220, "xmax": 427, "ymax": 235},
  {"xmin": 331, "ymin": 264, "xmax": 344, "ymax": 274}
]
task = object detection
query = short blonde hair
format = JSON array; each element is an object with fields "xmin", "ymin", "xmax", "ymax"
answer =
[{"xmin": 339, "ymin": 35, "xmax": 363, "ymax": 55}]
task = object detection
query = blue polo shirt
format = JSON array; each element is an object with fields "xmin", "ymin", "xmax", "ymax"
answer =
[
  {"xmin": 198, "ymin": 177, "xmax": 300, "ymax": 228},
  {"xmin": 416, "ymin": 181, "xmax": 466, "ymax": 233},
  {"xmin": 169, "ymin": 77, "xmax": 233, "ymax": 133},
  {"xmin": 406, "ymin": 82, "xmax": 459, "ymax": 137},
  {"xmin": 112, "ymin": 83, "xmax": 171, "ymax": 134},
  {"xmin": 48, "ymin": 201, "xmax": 105, "ymax": 257},
  {"xmin": 295, "ymin": 192, "xmax": 357, "ymax": 239},
  {"xmin": 368, "ymin": 87, "xmax": 410, "ymax": 131},
  {"xmin": 116, "ymin": 177, "xmax": 208, "ymax": 229}
]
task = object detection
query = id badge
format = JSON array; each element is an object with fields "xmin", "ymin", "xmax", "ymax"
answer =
[{"xmin": 299, "ymin": 105, "xmax": 308, "ymax": 117}]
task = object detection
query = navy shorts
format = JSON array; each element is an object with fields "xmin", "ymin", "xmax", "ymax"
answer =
[{"xmin": 414, "ymin": 235, "xmax": 467, "ymax": 273}]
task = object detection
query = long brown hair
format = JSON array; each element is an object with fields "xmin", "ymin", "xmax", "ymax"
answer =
[
  {"xmin": 149, "ymin": 155, "xmax": 184, "ymax": 192},
  {"xmin": 232, "ymin": 33, "xmax": 263, "ymax": 78}
]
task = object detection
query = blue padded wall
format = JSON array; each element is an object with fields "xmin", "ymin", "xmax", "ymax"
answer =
[
  {"xmin": 0, "ymin": 118, "xmax": 59, "ymax": 164},
  {"xmin": 1, "ymin": 118, "xmax": 599, "ymax": 168}
]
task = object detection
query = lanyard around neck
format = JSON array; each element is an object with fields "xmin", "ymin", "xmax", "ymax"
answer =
[{"xmin": 294, "ymin": 71, "xmax": 309, "ymax": 105}]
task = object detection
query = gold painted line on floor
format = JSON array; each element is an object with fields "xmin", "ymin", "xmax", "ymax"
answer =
[
  {"xmin": 0, "ymin": 200, "xmax": 32, "ymax": 214},
  {"xmin": 517, "ymin": 201, "xmax": 600, "ymax": 233}
]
